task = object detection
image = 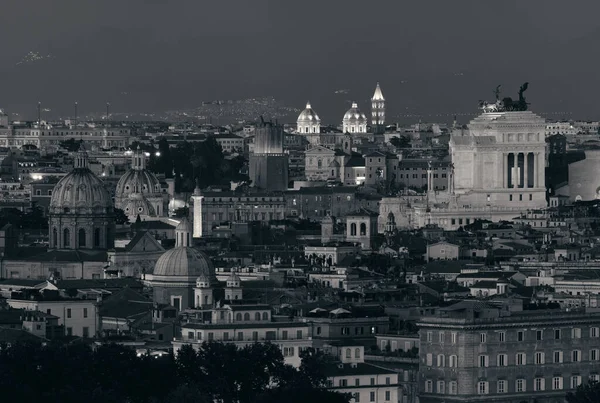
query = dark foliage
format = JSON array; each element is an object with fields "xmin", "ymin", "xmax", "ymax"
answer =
[
  {"xmin": 566, "ymin": 380, "xmax": 600, "ymax": 403},
  {"xmin": 0, "ymin": 341, "xmax": 348, "ymax": 403}
]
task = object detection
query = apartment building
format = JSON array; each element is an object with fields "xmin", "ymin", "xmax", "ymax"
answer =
[{"xmin": 418, "ymin": 300, "xmax": 600, "ymax": 403}]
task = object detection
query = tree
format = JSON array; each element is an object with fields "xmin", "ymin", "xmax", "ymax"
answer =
[
  {"xmin": 390, "ymin": 135, "xmax": 411, "ymax": 149},
  {"xmin": 59, "ymin": 138, "xmax": 83, "ymax": 152},
  {"xmin": 114, "ymin": 208, "xmax": 129, "ymax": 225},
  {"xmin": 566, "ymin": 380, "xmax": 600, "ymax": 403}
]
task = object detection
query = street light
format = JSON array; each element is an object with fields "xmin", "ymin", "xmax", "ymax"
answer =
[{"xmin": 155, "ymin": 152, "xmax": 161, "ymax": 157}]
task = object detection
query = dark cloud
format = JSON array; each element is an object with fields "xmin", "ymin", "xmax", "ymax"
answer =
[{"xmin": 1, "ymin": 0, "xmax": 600, "ymax": 121}]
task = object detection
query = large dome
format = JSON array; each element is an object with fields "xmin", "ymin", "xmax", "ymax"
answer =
[
  {"xmin": 297, "ymin": 102, "xmax": 320, "ymax": 123},
  {"xmin": 343, "ymin": 102, "xmax": 367, "ymax": 123},
  {"xmin": 49, "ymin": 150, "xmax": 112, "ymax": 214},
  {"xmin": 153, "ymin": 247, "xmax": 216, "ymax": 278},
  {"xmin": 116, "ymin": 168, "xmax": 162, "ymax": 198}
]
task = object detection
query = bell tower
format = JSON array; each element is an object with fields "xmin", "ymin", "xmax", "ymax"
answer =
[{"xmin": 371, "ymin": 82, "xmax": 385, "ymax": 127}]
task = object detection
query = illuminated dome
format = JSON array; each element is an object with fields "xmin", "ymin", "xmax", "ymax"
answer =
[
  {"xmin": 342, "ymin": 102, "xmax": 367, "ymax": 134},
  {"xmin": 115, "ymin": 147, "xmax": 166, "ymax": 220},
  {"xmin": 297, "ymin": 101, "xmax": 321, "ymax": 134}
]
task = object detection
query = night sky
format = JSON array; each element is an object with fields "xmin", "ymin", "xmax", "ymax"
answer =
[{"xmin": 2, "ymin": 0, "xmax": 600, "ymax": 122}]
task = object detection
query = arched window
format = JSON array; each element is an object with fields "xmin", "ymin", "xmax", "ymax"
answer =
[
  {"xmin": 305, "ymin": 127, "xmax": 309, "ymax": 133},
  {"xmin": 244, "ymin": 313, "xmax": 250, "ymax": 321},
  {"xmin": 255, "ymin": 312, "xmax": 261, "ymax": 321},
  {"xmin": 350, "ymin": 223, "xmax": 357, "ymax": 236},
  {"xmin": 52, "ymin": 228, "xmax": 57, "ymax": 248},
  {"xmin": 262, "ymin": 312, "xmax": 268, "ymax": 320},
  {"xmin": 63, "ymin": 228, "xmax": 70, "ymax": 247},
  {"xmin": 355, "ymin": 348, "xmax": 361, "ymax": 359},
  {"xmin": 78, "ymin": 228, "xmax": 86, "ymax": 247},
  {"xmin": 346, "ymin": 348, "xmax": 351, "ymax": 358},
  {"xmin": 236, "ymin": 313, "xmax": 242, "ymax": 321},
  {"xmin": 360, "ymin": 223, "xmax": 367, "ymax": 236},
  {"xmin": 94, "ymin": 228, "xmax": 101, "ymax": 247},
  {"xmin": 437, "ymin": 354, "xmax": 445, "ymax": 367}
]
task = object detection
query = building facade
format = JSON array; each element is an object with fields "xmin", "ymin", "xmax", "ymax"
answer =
[{"xmin": 418, "ymin": 302, "xmax": 600, "ymax": 403}]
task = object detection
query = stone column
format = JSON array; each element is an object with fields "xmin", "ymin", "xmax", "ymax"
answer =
[
  {"xmin": 503, "ymin": 153, "xmax": 508, "ymax": 189},
  {"xmin": 537, "ymin": 152, "xmax": 544, "ymax": 189},
  {"xmin": 513, "ymin": 153, "xmax": 520, "ymax": 188},
  {"xmin": 533, "ymin": 153, "xmax": 538, "ymax": 188},
  {"xmin": 524, "ymin": 152, "xmax": 529, "ymax": 189}
]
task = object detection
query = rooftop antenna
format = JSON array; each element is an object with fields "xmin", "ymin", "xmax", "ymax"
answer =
[
  {"xmin": 37, "ymin": 102, "xmax": 41, "ymax": 124},
  {"xmin": 74, "ymin": 101, "xmax": 78, "ymax": 122},
  {"xmin": 105, "ymin": 102, "xmax": 110, "ymax": 122}
]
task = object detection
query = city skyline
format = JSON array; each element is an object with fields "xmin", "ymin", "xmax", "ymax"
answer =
[{"xmin": 2, "ymin": 0, "xmax": 600, "ymax": 121}]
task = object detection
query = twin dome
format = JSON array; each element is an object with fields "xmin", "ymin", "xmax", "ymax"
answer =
[{"xmin": 296, "ymin": 83, "xmax": 384, "ymax": 135}]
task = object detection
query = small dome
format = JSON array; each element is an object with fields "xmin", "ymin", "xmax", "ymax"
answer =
[
  {"xmin": 297, "ymin": 102, "xmax": 320, "ymax": 123},
  {"xmin": 154, "ymin": 247, "xmax": 216, "ymax": 278},
  {"xmin": 226, "ymin": 271, "xmax": 241, "ymax": 287},
  {"xmin": 343, "ymin": 102, "xmax": 367, "ymax": 123},
  {"xmin": 196, "ymin": 273, "xmax": 213, "ymax": 287}
]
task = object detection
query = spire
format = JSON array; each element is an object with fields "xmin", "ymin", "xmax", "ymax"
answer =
[
  {"xmin": 74, "ymin": 142, "xmax": 88, "ymax": 169},
  {"xmin": 193, "ymin": 177, "xmax": 202, "ymax": 196},
  {"xmin": 372, "ymin": 82, "xmax": 385, "ymax": 101},
  {"xmin": 306, "ymin": 101, "xmax": 312, "ymax": 109},
  {"xmin": 131, "ymin": 145, "xmax": 146, "ymax": 170}
]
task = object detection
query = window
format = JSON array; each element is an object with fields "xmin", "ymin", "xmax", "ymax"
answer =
[
  {"xmin": 553, "ymin": 377, "xmax": 563, "ymax": 390},
  {"xmin": 282, "ymin": 331, "xmax": 288, "ymax": 340},
  {"xmin": 94, "ymin": 228, "xmax": 101, "ymax": 247},
  {"xmin": 591, "ymin": 348, "xmax": 599, "ymax": 361},
  {"xmin": 67, "ymin": 308, "xmax": 72, "ymax": 318},
  {"xmin": 572, "ymin": 328, "xmax": 582, "ymax": 339},
  {"xmin": 339, "ymin": 379, "xmax": 347, "ymax": 387},
  {"xmin": 354, "ymin": 393, "xmax": 360, "ymax": 402},
  {"xmin": 426, "ymin": 353, "xmax": 433, "ymax": 366},
  {"xmin": 477, "ymin": 381, "xmax": 489, "ymax": 395},
  {"xmin": 78, "ymin": 228, "xmax": 86, "ymax": 247},
  {"xmin": 478, "ymin": 355, "xmax": 489, "ymax": 368},
  {"xmin": 449, "ymin": 355, "xmax": 458, "ymax": 368},
  {"xmin": 590, "ymin": 374, "xmax": 599, "ymax": 383},
  {"xmin": 437, "ymin": 354, "xmax": 445, "ymax": 367},
  {"xmin": 83, "ymin": 308, "xmax": 88, "ymax": 318},
  {"xmin": 571, "ymin": 376, "xmax": 582, "ymax": 389},
  {"xmin": 535, "ymin": 352, "xmax": 545, "ymax": 365},
  {"xmin": 385, "ymin": 390, "xmax": 390, "ymax": 401},
  {"xmin": 534, "ymin": 378, "xmax": 545, "ymax": 391},
  {"xmin": 63, "ymin": 228, "xmax": 70, "ymax": 247},
  {"xmin": 572, "ymin": 350, "xmax": 581, "ymax": 362},
  {"xmin": 516, "ymin": 352, "xmax": 526, "ymax": 366},
  {"xmin": 497, "ymin": 354, "xmax": 507, "ymax": 366},
  {"xmin": 499, "ymin": 331, "xmax": 506, "ymax": 342},
  {"xmin": 480, "ymin": 333, "xmax": 487, "ymax": 343},
  {"xmin": 82, "ymin": 327, "xmax": 89, "ymax": 338},
  {"xmin": 425, "ymin": 380, "xmax": 433, "ymax": 393},
  {"xmin": 497, "ymin": 380, "xmax": 506, "ymax": 393},
  {"xmin": 426, "ymin": 331, "xmax": 432, "ymax": 342},
  {"xmin": 355, "ymin": 379, "xmax": 360, "ymax": 387},
  {"xmin": 516, "ymin": 379, "xmax": 526, "ymax": 392},
  {"xmin": 555, "ymin": 329, "xmax": 561, "ymax": 340},
  {"xmin": 355, "ymin": 348, "xmax": 360, "ymax": 359},
  {"xmin": 509, "ymin": 194, "xmax": 513, "ymax": 201},
  {"xmin": 449, "ymin": 381, "xmax": 457, "ymax": 395},
  {"xmin": 536, "ymin": 330, "xmax": 543, "ymax": 341},
  {"xmin": 436, "ymin": 381, "xmax": 445, "ymax": 394},
  {"xmin": 370, "ymin": 391, "xmax": 376, "ymax": 402},
  {"xmin": 370, "ymin": 378, "xmax": 375, "ymax": 386},
  {"xmin": 592, "ymin": 327, "xmax": 599, "ymax": 338},
  {"xmin": 451, "ymin": 332, "xmax": 457, "ymax": 344},
  {"xmin": 66, "ymin": 327, "xmax": 73, "ymax": 336},
  {"xmin": 346, "ymin": 349, "xmax": 351, "ymax": 359},
  {"xmin": 439, "ymin": 331, "xmax": 445, "ymax": 343},
  {"xmin": 554, "ymin": 351, "xmax": 563, "ymax": 363},
  {"xmin": 517, "ymin": 331, "xmax": 524, "ymax": 341}
]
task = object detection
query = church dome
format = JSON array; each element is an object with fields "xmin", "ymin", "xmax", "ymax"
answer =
[
  {"xmin": 153, "ymin": 247, "xmax": 216, "ymax": 278},
  {"xmin": 116, "ymin": 169, "xmax": 162, "ymax": 197},
  {"xmin": 297, "ymin": 102, "xmax": 320, "ymax": 123},
  {"xmin": 49, "ymin": 147, "xmax": 112, "ymax": 214},
  {"xmin": 343, "ymin": 102, "xmax": 367, "ymax": 123}
]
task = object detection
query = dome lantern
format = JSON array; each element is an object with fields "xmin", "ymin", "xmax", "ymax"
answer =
[
  {"xmin": 176, "ymin": 217, "xmax": 192, "ymax": 248},
  {"xmin": 131, "ymin": 146, "xmax": 147, "ymax": 171},
  {"xmin": 74, "ymin": 143, "xmax": 89, "ymax": 169}
]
